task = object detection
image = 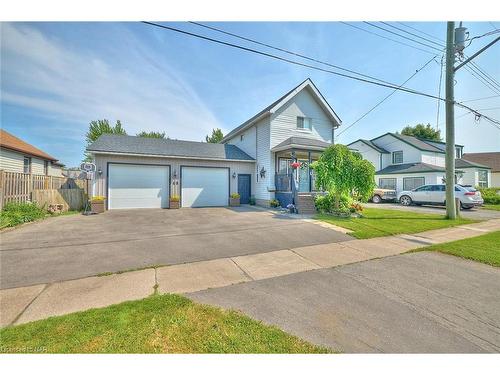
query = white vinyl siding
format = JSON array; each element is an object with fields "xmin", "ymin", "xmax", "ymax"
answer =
[
  {"xmin": 181, "ymin": 167, "xmax": 229, "ymax": 207},
  {"xmin": 255, "ymin": 117, "xmax": 272, "ymax": 202},
  {"xmin": 108, "ymin": 164, "xmax": 170, "ymax": 209},
  {"xmin": 0, "ymin": 148, "xmax": 25, "ymax": 172},
  {"xmin": 348, "ymin": 140, "xmax": 381, "ymax": 171},
  {"xmin": 48, "ymin": 163, "xmax": 63, "ymax": 176},
  {"xmin": 372, "ymin": 134, "xmax": 423, "ymax": 169},
  {"xmin": 403, "ymin": 177, "xmax": 425, "ymax": 191},
  {"xmin": 270, "ymin": 87, "xmax": 334, "ymax": 149},
  {"xmin": 227, "ymin": 125, "xmax": 257, "ymax": 159}
]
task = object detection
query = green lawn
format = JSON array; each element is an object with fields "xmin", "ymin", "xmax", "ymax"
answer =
[
  {"xmin": 316, "ymin": 208, "xmax": 476, "ymax": 239},
  {"xmin": 422, "ymin": 230, "xmax": 500, "ymax": 267},
  {"xmin": 483, "ymin": 204, "xmax": 500, "ymax": 211},
  {"xmin": 0, "ymin": 294, "xmax": 328, "ymax": 354}
]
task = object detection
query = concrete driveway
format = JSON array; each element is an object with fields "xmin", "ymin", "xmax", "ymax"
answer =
[
  {"xmin": 190, "ymin": 251, "xmax": 500, "ymax": 353},
  {"xmin": 365, "ymin": 202, "xmax": 500, "ymax": 220},
  {"xmin": 0, "ymin": 206, "xmax": 351, "ymax": 289}
]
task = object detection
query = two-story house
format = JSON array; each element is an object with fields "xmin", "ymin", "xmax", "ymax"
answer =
[
  {"xmin": 348, "ymin": 132, "xmax": 492, "ymax": 192},
  {"xmin": 88, "ymin": 79, "xmax": 341, "ymax": 209}
]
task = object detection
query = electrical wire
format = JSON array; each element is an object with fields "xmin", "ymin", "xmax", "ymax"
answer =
[
  {"xmin": 459, "ymin": 95, "xmax": 500, "ymax": 103},
  {"xmin": 188, "ymin": 21, "xmax": 397, "ymax": 87},
  {"xmin": 436, "ymin": 55, "xmax": 445, "ymax": 130},
  {"xmin": 336, "ymin": 55, "xmax": 438, "ymax": 138},
  {"xmin": 141, "ymin": 21, "xmax": 500, "ymax": 129},
  {"xmin": 380, "ymin": 22, "xmax": 445, "ymax": 48},
  {"xmin": 339, "ymin": 22, "xmax": 438, "ymax": 55},
  {"xmin": 396, "ymin": 22, "xmax": 445, "ymax": 44},
  {"xmin": 363, "ymin": 22, "xmax": 445, "ymax": 52}
]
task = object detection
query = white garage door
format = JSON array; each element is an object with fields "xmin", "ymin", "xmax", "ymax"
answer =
[
  {"xmin": 181, "ymin": 167, "xmax": 229, "ymax": 207},
  {"xmin": 108, "ymin": 164, "xmax": 170, "ymax": 209}
]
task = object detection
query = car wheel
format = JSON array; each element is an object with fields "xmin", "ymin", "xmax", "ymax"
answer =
[
  {"xmin": 460, "ymin": 202, "xmax": 472, "ymax": 210},
  {"xmin": 400, "ymin": 195, "xmax": 412, "ymax": 206},
  {"xmin": 372, "ymin": 195, "xmax": 382, "ymax": 204}
]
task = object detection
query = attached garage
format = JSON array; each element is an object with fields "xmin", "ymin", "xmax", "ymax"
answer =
[
  {"xmin": 108, "ymin": 163, "xmax": 170, "ymax": 209},
  {"xmin": 181, "ymin": 166, "xmax": 229, "ymax": 207}
]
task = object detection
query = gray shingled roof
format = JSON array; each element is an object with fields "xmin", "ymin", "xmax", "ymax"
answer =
[
  {"xmin": 87, "ymin": 134, "xmax": 255, "ymax": 161},
  {"xmin": 456, "ymin": 158, "xmax": 491, "ymax": 169},
  {"xmin": 376, "ymin": 162, "xmax": 445, "ymax": 175},
  {"xmin": 271, "ymin": 136, "xmax": 331, "ymax": 151},
  {"xmin": 388, "ymin": 133, "xmax": 445, "ymax": 153},
  {"xmin": 348, "ymin": 139, "xmax": 389, "ymax": 154}
]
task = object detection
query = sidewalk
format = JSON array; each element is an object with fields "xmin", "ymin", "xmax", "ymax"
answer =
[{"xmin": 1, "ymin": 219, "xmax": 499, "ymax": 328}]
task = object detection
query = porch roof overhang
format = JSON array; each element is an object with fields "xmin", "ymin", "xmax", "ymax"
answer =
[{"xmin": 271, "ymin": 137, "xmax": 331, "ymax": 153}]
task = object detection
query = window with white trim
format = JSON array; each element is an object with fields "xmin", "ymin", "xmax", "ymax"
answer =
[
  {"xmin": 23, "ymin": 157, "xmax": 31, "ymax": 174},
  {"xmin": 403, "ymin": 177, "xmax": 425, "ymax": 191},
  {"xmin": 297, "ymin": 116, "xmax": 312, "ymax": 131},
  {"xmin": 478, "ymin": 170, "xmax": 488, "ymax": 188},
  {"xmin": 392, "ymin": 151, "xmax": 403, "ymax": 164},
  {"xmin": 379, "ymin": 178, "xmax": 396, "ymax": 190},
  {"xmin": 455, "ymin": 147, "xmax": 462, "ymax": 159}
]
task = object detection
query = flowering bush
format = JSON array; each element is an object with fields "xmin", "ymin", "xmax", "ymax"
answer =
[
  {"xmin": 290, "ymin": 162, "xmax": 301, "ymax": 169},
  {"xmin": 349, "ymin": 202, "xmax": 363, "ymax": 213}
]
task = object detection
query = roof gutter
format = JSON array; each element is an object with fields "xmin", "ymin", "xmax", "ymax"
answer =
[{"xmin": 88, "ymin": 150, "xmax": 256, "ymax": 163}]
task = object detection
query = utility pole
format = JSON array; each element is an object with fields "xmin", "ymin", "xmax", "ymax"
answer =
[{"xmin": 445, "ymin": 21, "xmax": 456, "ymax": 219}]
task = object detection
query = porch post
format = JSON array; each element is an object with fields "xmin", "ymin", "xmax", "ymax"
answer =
[{"xmin": 308, "ymin": 151, "xmax": 312, "ymax": 192}]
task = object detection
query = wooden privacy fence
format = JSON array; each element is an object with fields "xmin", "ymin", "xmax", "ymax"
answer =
[
  {"xmin": 0, "ymin": 170, "xmax": 88, "ymax": 210},
  {"xmin": 32, "ymin": 189, "xmax": 85, "ymax": 211}
]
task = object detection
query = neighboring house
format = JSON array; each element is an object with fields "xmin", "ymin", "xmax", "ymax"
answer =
[
  {"xmin": 0, "ymin": 129, "xmax": 64, "ymax": 177},
  {"xmin": 462, "ymin": 152, "xmax": 500, "ymax": 187},
  {"xmin": 87, "ymin": 78, "xmax": 341, "ymax": 209},
  {"xmin": 348, "ymin": 133, "xmax": 491, "ymax": 192}
]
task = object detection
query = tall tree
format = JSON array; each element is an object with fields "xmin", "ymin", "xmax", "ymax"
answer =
[
  {"xmin": 400, "ymin": 123, "xmax": 442, "ymax": 141},
  {"xmin": 136, "ymin": 131, "xmax": 167, "ymax": 139},
  {"xmin": 205, "ymin": 128, "xmax": 224, "ymax": 143},
  {"xmin": 311, "ymin": 144, "xmax": 375, "ymax": 209},
  {"xmin": 84, "ymin": 119, "xmax": 126, "ymax": 161}
]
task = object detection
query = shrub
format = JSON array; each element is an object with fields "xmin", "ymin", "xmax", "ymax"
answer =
[
  {"xmin": 269, "ymin": 199, "xmax": 280, "ymax": 208},
  {"xmin": 230, "ymin": 193, "xmax": 240, "ymax": 199},
  {"xmin": 315, "ymin": 193, "xmax": 353, "ymax": 214},
  {"xmin": 249, "ymin": 196, "xmax": 256, "ymax": 205},
  {"xmin": 170, "ymin": 195, "xmax": 180, "ymax": 202},
  {"xmin": 478, "ymin": 187, "xmax": 500, "ymax": 204},
  {"xmin": 0, "ymin": 202, "xmax": 47, "ymax": 228}
]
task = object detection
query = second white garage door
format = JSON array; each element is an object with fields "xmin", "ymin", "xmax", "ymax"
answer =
[
  {"xmin": 108, "ymin": 164, "xmax": 170, "ymax": 209},
  {"xmin": 181, "ymin": 167, "xmax": 229, "ymax": 207}
]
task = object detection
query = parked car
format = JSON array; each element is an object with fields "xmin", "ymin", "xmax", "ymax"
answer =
[
  {"xmin": 371, "ymin": 188, "xmax": 397, "ymax": 203},
  {"xmin": 397, "ymin": 184, "xmax": 484, "ymax": 209}
]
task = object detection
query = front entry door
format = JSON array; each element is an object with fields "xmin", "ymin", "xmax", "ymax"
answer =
[{"xmin": 238, "ymin": 174, "xmax": 251, "ymax": 204}]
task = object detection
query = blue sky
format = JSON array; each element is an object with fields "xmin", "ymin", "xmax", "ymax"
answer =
[{"xmin": 1, "ymin": 21, "xmax": 499, "ymax": 167}]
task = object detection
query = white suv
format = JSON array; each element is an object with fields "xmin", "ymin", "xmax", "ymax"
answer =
[{"xmin": 397, "ymin": 184, "xmax": 483, "ymax": 209}]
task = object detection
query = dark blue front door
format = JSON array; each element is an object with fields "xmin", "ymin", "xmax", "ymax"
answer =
[{"xmin": 238, "ymin": 174, "xmax": 251, "ymax": 204}]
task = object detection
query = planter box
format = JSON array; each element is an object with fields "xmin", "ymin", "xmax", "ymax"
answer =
[
  {"xmin": 170, "ymin": 200, "xmax": 180, "ymax": 209},
  {"xmin": 230, "ymin": 197, "xmax": 240, "ymax": 207},
  {"xmin": 91, "ymin": 200, "xmax": 106, "ymax": 214}
]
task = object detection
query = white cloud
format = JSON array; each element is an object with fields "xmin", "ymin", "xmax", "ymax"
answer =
[{"xmin": 1, "ymin": 23, "xmax": 221, "ymax": 141}]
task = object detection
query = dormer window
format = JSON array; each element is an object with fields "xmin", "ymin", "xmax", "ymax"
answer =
[
  {"xmin": 392, "ymin": 151, "xmax": 403, "ymax": 164},
  {"xmin": 297, "ymin": 116, "xmax": 312, "ymax": 131},
  {"xmin": 455, "ymin": 147, "xmax": 462, "ymax": 159}
]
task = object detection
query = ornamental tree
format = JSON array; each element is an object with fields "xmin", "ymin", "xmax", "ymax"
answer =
[{"xmin": 311, "ymin": 144, "xmax": 375, "ymax": 209}]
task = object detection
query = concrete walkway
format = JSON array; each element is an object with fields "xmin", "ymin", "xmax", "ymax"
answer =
[{"xmin": 1, "ymin": 219, "xmax": 499, "ymax": 328}]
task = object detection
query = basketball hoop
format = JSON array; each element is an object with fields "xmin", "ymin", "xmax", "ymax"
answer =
[{"xmin": 80, "ymin": 162, "xmax": 97, "ymax": 215}]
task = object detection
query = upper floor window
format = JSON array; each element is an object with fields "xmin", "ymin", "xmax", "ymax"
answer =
[
  {"xmin": 23, "ymin": 157, "xmax": 32, "ymax": 174},
  {"xmin": 44, "ymin": 160, "xmax": 49, "ymax": 176},
  {"xmin": 455, "ymin": 147, "xmax": 462, "ymax": 159},
  {"xmin": 392, "ymin": 151, "xmax": 403, "ymax": 164},
  {"xmin": 240, "ymin": 134, "xmax": 244, "ymax": 141},
  {"xmin": 297, "ymin": 116, "xmax": 312, "ymax": 131}
]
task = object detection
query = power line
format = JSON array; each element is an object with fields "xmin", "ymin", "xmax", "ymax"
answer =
[
  {"xmin": 463, "ymin": 64, "xmax": 500, "ymax": 95},
  {"xmin": 396, "ymin": 22, "xmax": 445, "ymax": 44},
  {"xmin": 436, "ymin": 55, "xmax": 445, "ymax": 130},
  {"xmin": 469, "ymin": 60, "xmax": 500, "ymax": 89},
  {"xmin": 363, "ymin": 22, "xmax": 444, "ymax": 52},
  {"xmin": 337, "ymin": 55, "xmax": 438, "ymax": 138},
  {"xmin": 141, "ymin": 22, "xmax": 500, "ymax": 129},
  {"xmin": 188, "ymin": 21, "xmax": 396, "ymax": 87},
  {"xmin": 339, "ymin": 22, "xmax": 438, "ymax": 55},
  {"xmin": 380, "ymin": 22, "xmax": 445, "ymax": 48},
  {"xmin": 459, "ymin": 95, "xmax": 500, "ymax": 103}
]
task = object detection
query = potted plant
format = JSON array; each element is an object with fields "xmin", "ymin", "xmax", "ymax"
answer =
[
  {"xmin": 269, "ymin": 199, "xmax": 280, "ymax": 208},
  {"xmin": 230, "ymin": 193, "xmax": 240, "ymax": 207},
  {"xmin": 170, "ymin": 195, "xmax": 180, "ymax": 209},
  {"xmin": 249, "ymin": 196, "xmax": 256, "ymax": 205},
  {"xmin": 91, "ymin": 196, "xmax": 106, "ymax": 214}
]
